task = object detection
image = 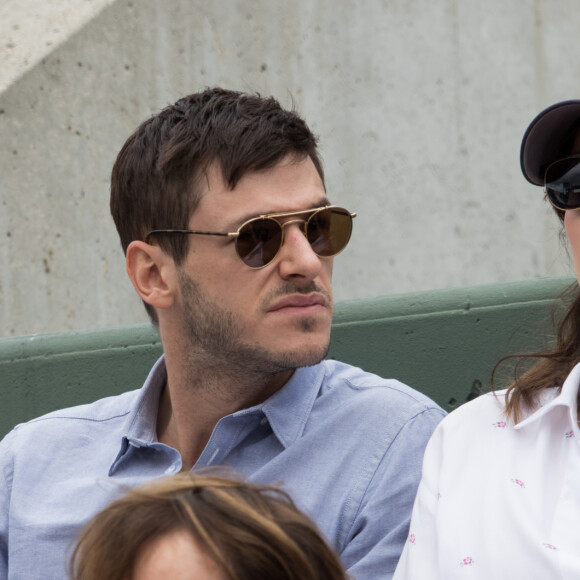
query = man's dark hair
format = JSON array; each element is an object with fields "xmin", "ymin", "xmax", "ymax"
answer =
[{"xmin": 110, "ymin": 88, "xmax": 324, "ymax": 322}]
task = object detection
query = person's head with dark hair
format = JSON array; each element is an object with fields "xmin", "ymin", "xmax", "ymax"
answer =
[
  {"xmin": 70, "ymin": 473, "xmax": 348, "ymax": 580},
  {"xmin": 393, "ymin": 101, "xmax": 580, "ymax": 580},
  {"xmin": 499, "ymin": 100, "xmax": 580, "ymax": 419},
  {"xmin": 110, "ymin": 88, "xmax": 327, "ymax": 325},
  {"xmin": 0, "ymin": 87, "xmax": 445, "ymax": 580},
  {"xmin": 109, "ymin": 87, "xmax": 357, "ymax": 414}
]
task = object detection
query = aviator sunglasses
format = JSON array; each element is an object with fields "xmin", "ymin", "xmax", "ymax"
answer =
[
  {"xmin": 146, "ymin": 205, "xmax": 356, "ymax": 269},
  {"xmin": 545, "ymin": 155, "xmax": 580, "ymax": 211}
]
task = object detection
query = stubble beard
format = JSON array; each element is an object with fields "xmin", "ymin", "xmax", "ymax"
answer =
[{"xmin": 178, "ymin": 271, "xmax": 331, "ymax": 380}]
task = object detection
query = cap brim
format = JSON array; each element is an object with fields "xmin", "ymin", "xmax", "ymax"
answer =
[{"xmin": 521, "ymin": 100, "xmax": 580, "ymax": 185}]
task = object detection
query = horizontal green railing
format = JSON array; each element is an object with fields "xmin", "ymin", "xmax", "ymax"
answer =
[{"xmin": 0, "ymin": 277, "xmax": 574, "ymax": 438}]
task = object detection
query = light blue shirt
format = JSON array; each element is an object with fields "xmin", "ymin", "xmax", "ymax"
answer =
[{"xmin": 0, "ymin": 357, "xmax": 444, "ymax": 579}]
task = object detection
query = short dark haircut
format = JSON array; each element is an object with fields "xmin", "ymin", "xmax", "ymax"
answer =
[{"xmin": 110, "ymin": 88, "xmax": 324, "ymax": 322}]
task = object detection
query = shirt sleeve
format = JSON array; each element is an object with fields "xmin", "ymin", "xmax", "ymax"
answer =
[
  {"xmin": 341, "ymin": 406, "xmax": 445, "ymax": 580},
  {"xmin": 0, "ymin": 431, "xmax": 15, "ymax": 579},
  {"xmin": 392, "ymin": 419, "xmax": 444, "ymax": 579}
]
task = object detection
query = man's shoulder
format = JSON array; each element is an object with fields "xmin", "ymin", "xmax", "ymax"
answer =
[
  {"xmin": 3, "ymin": 388, "xmax": 140, "ymax": 444},
  {"xmin": 319, "ymin": 359, "xmax": 446, "ymax": 424},
  {"xmin": 322, "ymin": 359, "xmax": 442, "ymax": 405}
]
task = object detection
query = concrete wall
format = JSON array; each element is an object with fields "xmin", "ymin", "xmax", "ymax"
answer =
[{"xmin": 1, "ymin": 0, "xmax": 579, "ymax": 336}]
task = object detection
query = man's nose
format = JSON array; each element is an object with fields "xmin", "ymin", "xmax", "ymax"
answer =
[{"xmin": 276, "ymin": 221, "xmax": 324, "ymax": 280}]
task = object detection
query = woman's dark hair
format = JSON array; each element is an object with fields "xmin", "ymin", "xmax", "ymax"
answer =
[
  {"xmin": 493, "ymin": 121, "xmax": 580, "ymax": 421},
  {"xmin": 492, "ymin": 278, "xmax": 580, "ymax": 423}
]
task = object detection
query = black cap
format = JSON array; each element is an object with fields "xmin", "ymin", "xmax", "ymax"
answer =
[{"xmin": 520, "ymin": 100, "xmax": 580, "ymax": 185}]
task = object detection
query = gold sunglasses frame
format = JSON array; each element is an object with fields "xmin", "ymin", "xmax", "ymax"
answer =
[{"xmin": 146, "ymin": 205, "xmax": 357, "ymax": 269}]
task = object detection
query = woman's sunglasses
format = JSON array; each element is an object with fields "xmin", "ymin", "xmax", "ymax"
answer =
[
  {"xmin": 545, "ymin": 155, "xmax": 580, "ymax": 211},
  {"xmin": 146, "ymin": 205, "xmax": 356, "ymax": 269}
]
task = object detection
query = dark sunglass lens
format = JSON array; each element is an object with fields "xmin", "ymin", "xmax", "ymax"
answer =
[
  {"xmin": 236, "ymin": 218, "xmax": 282, "ymax": 267},
  {"xmin": 307, "ymin": 208, "xmax": 352, "ymax": 257},
  {"xmin": 546, "ymin": 158, "xmax": 580, "ymax": 210}
]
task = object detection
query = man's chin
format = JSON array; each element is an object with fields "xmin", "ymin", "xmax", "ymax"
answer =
[{"xmin": 268, "ymin": 342, "xmax": 330, "ymax": 370}]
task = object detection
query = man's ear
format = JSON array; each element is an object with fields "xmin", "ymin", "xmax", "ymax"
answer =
[{"xmin": 126, "ymin": 241, "xmax": 176, "ymax": 312}]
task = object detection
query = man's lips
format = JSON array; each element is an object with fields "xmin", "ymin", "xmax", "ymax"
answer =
[{"xmin": 267, "ymin": 293, "xmax": 328, "ymax": 313}]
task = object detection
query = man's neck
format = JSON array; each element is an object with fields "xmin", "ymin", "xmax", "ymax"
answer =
[{"xmin": 156, "ymin": 357, "xmax": 295, "ymax": 470}]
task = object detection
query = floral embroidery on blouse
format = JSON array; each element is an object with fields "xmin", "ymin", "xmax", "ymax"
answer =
[
  {"xmin": 408, "ymin": 533, "xmax": 416, "ymax": 545},
  {"xmin": 459, "ymin": 557, "xmax": 474, "ymax": 567},
  {"xmin": 565, "ymin": 430, "xmax": 575, "ymax": 439},
  {"xmin": 543, "ymin": 543, "xmax": 557, "ymax": 551},
  {"xmin": 492, "ymin": 421, "xmax": 507, "ymax": 428},
  {"xmin": 511, "ymin": 478, "xmax": 525, "ymax": 488}
]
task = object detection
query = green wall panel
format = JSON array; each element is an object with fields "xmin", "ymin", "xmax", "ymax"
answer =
[{"xmin": 0, "ymin": 277, "xmax": 574, "ymax": 438}]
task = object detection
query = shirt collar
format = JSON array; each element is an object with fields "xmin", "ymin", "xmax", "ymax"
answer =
[
  {"xmin": 113, "ymin": 356, "xmax": 325, "ymax": 463},
  {"xmin": 122, "ymin": 355, "xmax": 168, "ymax": 445},
  {"xmin": 514, "ymin": 361, "xmax": 580, "ymax": 430},
  {"xmin": 258, "ymin": 362, "xmax": 326, "ymax": 448},
  {"xmin": 109, "ymin": 356, "xmax": 167, "ymax": 474}
]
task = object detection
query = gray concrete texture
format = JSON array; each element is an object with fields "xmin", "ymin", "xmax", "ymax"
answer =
[{"xmin": 1, "ymin": 0, "xmax": 578, "ymax": 336}]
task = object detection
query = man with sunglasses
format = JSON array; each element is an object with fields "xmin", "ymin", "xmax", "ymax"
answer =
[{"xmin": 0, "ymin": 88, "xmax": 445, "ymax": 579}]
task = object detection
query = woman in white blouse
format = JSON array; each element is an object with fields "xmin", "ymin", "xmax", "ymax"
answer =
[{"xmin": 394, "ymin": 101, "xmax": 580, "ymax": 580}]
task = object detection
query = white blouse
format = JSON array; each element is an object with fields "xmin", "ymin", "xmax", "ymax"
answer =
[{"xmin": 394, "ymin": 362, "xmax": 580, "ymax": 580}]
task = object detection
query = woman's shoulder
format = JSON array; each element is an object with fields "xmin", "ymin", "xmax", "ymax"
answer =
[
  {"xmin": 419, "ymin": 390, "xmax": 515, "ymax": 480},
  {"xmin": 427, "ymin": 390, "xmax": 510, "ymax": 448},
  {"xmin": 444, "ymin": 390, "xmax": 507, "ymax": 425}
]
